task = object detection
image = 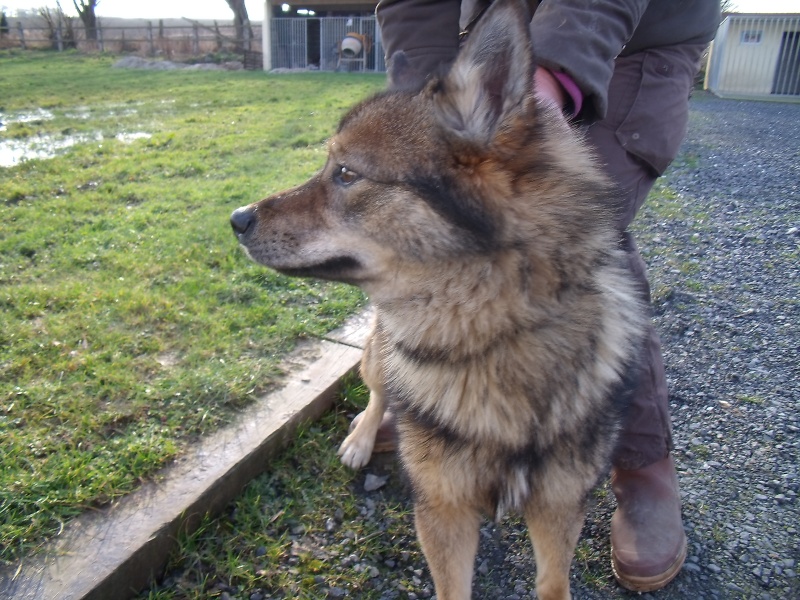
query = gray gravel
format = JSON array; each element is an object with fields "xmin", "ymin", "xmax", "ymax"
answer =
[
  {"xmin": 629, "ymin": 92, "xmax": 800, "ymax": 600},
  {"xmin": 332, "ymin": 93, "xmax": 800, "ymax": 599}
]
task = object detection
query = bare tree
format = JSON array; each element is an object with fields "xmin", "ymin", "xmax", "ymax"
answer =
[
  {"xmin": 39, "ymin": 2, "xmax": 76, "ymax": 49},
  {"xmin": 73, "ymin": 0, "xmax": 98, "ymax": 41},
  {"xmin": 225, "ymin": 0, "xmax": 253, "ymax": 51}
]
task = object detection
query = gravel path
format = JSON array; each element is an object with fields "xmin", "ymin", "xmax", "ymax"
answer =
[
  {"xmin": 332, "ymin": 93, "xmax": 800, "ymax": 600},
  {"xmin": 631, "ymin": 93, "xmax": 800, "ymax": 600}
]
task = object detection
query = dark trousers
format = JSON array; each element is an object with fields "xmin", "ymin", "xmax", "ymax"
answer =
[{"xmin": 587, "ymin": 44, "xmax": 707, "ymax": 470}]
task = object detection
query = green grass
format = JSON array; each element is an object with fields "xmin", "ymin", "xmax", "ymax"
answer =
[
  {"xmin": 140, "ymin": 377, "xmax": 422, "ymax": 600},
  {"xmin": 573, "ymin": 540, "xmax": 608, "ymax": 589},
  {"xmin": 736, "ymin": 394, "xmax": 765, "ymax": 405},
  {"xmin": 0, "ymin": 50, "xmax": 383, "ymax": 564}
]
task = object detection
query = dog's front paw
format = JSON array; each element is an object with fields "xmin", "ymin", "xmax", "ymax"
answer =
[{"xmin": 338, "ymin": 432, "xmax": 375, "ymax": 470}]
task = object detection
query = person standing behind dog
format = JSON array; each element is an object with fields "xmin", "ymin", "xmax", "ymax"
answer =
[{"xmin": 354, "ymin": 0, "xmax": 722, "ymax": 592}]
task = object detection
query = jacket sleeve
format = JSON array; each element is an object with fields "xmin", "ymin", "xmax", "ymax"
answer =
[
  {"xmin": 529, "ymin": 0, "xmax": 651, "ymax": 121},
  {"xmin": 377, "ymin": 0, "xmax": 650, "ymax": 117},
  {"xmin": 376, "ymin": 0, "xmax": 462, "ymax": 87}
]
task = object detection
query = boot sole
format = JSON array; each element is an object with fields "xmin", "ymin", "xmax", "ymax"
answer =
[{"xmin": 611, "ymin": 533, "xmax": 687, "ymax": 592}]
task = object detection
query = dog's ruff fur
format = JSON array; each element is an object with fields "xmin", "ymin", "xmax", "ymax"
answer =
[{"xmin": 231, "ymin": 1, "xmax": 647, "ymax": 598}]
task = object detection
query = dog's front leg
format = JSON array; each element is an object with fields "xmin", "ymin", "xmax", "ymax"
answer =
[
  {"xmin": 337, "ymin": 385, "xmax": 387, "ymax": 469},
  {"xmin": 415, "ymin": 499, "xmax": 481, "ymax": 600},
  {"xmin": 524, "ymin": 494, "xmax": 586, "ymax": 600},
  {"xmin": 338, "ymin": 332, "xmax": 387, "ymax": 469}
]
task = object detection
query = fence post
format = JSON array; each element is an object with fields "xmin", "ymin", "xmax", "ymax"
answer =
[
  {"xmin": 262, "ymin": 0, "xmax": 272, "ymax": 71},
  {"xmin": 147, "ymin": 21, "xmax": 155, "ymax": 56},
  {"xmin": 17, "ymin": 21, "xmax": 26, "ymax": 50},
  {"xmin": 56, "ymin": 21, "xmax": 64, "ymax": 51},
  {"xmin": 244, "ymin": 21, "xmax": 251, "ymax": 51},
  {"xmin": 97, "ymin": 20, "xmax": 104, "ymax": 52},
  {"xmin": 193, "ymin": 24, "xmax": 199, "ymax": 55}
]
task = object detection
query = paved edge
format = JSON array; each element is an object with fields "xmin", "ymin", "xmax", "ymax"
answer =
[{"xmin": 1, "ymin": 310, "xmax": 372, "ymax": 600}]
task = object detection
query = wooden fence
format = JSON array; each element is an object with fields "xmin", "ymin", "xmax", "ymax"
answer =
[
  {"xmin": 0, "ymin": 17, "xmax": 390, "ymax": 73},
  {"xmin": 0, "ymin": 19, "xmax": 263, "ymax": 60}
]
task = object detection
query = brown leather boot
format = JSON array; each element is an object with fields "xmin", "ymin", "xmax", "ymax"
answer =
[
  {"xmin": 349, "ymin": 409, "xmax": 398, "ymax": 453},
  {"xmin": 610, "ymin": 455, "xmax": 687, "ymax": 592}
]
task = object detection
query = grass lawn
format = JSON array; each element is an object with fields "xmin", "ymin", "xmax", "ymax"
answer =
[
  {"xmin": 139, "ymin": 377, "xmax": 420, "ymax": 600},
  {"xmin": 0, "ymin": 50, "xmax": 383, "ymax": 565}
]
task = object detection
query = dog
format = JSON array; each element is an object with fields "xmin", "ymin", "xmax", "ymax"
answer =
[{"xmin": 230, "ymin": 1, "xmax": 647, "ymax": 598}]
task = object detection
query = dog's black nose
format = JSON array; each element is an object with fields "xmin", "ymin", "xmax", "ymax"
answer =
[{"xmin": 230, "ymin": 206, "xmax": 255, "ymax": 235}]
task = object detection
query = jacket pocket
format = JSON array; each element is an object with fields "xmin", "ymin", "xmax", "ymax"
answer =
[{"xmin": 614, "ymin": 45, "xmax": 703, "ymax": 175}]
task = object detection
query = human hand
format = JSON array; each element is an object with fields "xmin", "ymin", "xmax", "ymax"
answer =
[
  {"xmin": 534, "ymin": 67, "xmax": 583, "ymax": 119},
  {"xmin": 534, "ymin": 66, "xmax": 567, "ymax": 111}
]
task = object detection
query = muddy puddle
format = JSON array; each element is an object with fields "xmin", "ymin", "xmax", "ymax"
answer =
[{"xmin": 0, "ymin": 109, "xmax": 151, "ymax": 168}]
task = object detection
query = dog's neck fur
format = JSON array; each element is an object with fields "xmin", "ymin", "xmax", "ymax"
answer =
[
  {"xmin": 369, "ymin": 218, "xmax": 642, "ymax": 446},
  {"xmin": 374, "ymin": 251, "xmax": 530, "ymax": 359}
]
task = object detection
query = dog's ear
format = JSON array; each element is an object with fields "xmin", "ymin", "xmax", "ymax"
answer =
[{"xmin": 434, "ymin": 0, "xmax": 533, "ymax": 145}]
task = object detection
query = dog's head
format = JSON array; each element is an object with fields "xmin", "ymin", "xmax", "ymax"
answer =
[{"xmin": 231, "ymin": 0, "xmax": 589, "ymax": 298}]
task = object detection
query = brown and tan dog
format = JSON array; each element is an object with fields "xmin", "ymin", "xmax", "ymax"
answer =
[{"xmin": 231, "ymin": 1, "xmax": 646, "ymax": 597}]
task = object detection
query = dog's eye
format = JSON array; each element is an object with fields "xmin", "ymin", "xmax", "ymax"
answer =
[{"xmin": 334, "ymin": 165, "xmax": 361, "ymax": 186}]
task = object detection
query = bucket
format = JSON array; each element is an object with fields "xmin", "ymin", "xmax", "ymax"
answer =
[{"xmin": 341, "ymin": 35, "xmax": 363, "ymax": 58}]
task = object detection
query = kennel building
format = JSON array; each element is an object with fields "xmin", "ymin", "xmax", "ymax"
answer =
[{"xmin": 705, "ymin": 13, "xmax": 800, "ymax": 100}]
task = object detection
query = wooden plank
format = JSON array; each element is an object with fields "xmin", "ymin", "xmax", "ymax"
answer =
[{"xmin": 1, "ymin": 332, "xmax": 365, "ymax": 600}]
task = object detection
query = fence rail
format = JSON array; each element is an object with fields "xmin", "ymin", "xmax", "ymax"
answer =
[
  {"xmin": 0, "ymin": 16, "xmax": 387, "ymax": 73},
  {"xmin": 0, "ymin": 20, "xmax": 263, "ymax": 58}
]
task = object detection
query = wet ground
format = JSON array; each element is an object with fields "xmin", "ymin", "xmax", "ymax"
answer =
[{"xmin": 0, "ymin": 107, "xmax": 150, "ymax": 167}]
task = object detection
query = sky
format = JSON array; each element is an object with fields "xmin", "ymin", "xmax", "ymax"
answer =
[{"xmin": 0, "ymin": 0, "xmax": 797, "ymax": 20}]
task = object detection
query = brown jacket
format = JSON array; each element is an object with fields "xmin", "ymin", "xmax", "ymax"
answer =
[{"xmin": 377, "ymin": 0, "xmax": 721, "ymax": 120}]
